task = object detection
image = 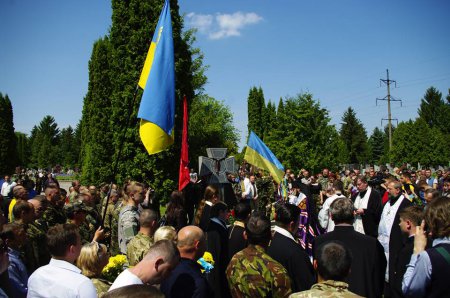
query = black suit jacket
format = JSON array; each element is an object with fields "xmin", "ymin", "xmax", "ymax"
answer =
[
  {"xmin": 206, "ymin": 219, "xmax": 230, "ymax": 298},
  {"xmin": 267, "ymin": 230, "xmax": 315, "ymax": 292},
  {"xmin": 352, "ymin": 187, "xmax": 382, "ymax": 238},
  {"xmin": 391, "ymin": 236, "xmax": 414, "ymax": 298},
  {"xmin": 314, "ymin": 225, "xmax": 386, "ymax": 298},
  {"xmin": 228, "ymin": 223, "xmax": 246, "ymax": 259},
  {"xmin": 387, "ymin": 198, "xmax": 412, "ymax": 288}
]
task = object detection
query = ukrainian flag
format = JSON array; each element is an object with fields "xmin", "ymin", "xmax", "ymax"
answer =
[
  {"xmin": 137, "ymin": 0, "xmax": 175, "ymax": 155},
  {"xmin": 244, "ymin": 131, "xmax": 285, "ymax": 183}
]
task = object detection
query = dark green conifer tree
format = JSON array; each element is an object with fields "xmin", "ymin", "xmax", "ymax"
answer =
[
  {"xmin": 0, "ymin": 93, "xmax": 17, "ymax": 175},
  {"xmin": 247, "ymin": 86, "xmax": 265, "ymax": 138},
  {"xmin": 339, "ymin": 107, "xmax": 369, "ymax": 164}
]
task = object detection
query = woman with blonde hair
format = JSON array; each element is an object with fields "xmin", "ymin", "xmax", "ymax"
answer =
[
  {"xmin": 77, "ymin": 241, "xmax": 111, "ymax": 297},
  {"xmin": 194, "ymin": 185, "xmax": 219, "ymax": 231}
]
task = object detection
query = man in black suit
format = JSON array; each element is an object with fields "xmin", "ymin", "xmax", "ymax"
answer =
[
  {"xmin": 314, "ymin": 197, "xmax": 386, "ymax": 298},
  {"xmin": 267, "ymin": 203, "xmax": 315, "ymax": 292},
  {"xmin": 377, "ymin": 180, "xmax": 412, "ymax": 297}
]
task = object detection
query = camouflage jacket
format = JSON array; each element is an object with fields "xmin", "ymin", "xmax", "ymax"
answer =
[
  {"xmin": 43, "ymin": 205, "xmax": 67, "ymax": 228},
  {"xmin": 226, "ymin": 244, "xmax": 292, "ymax": 298},
  {"xmin": 126, "ymin": 232, "xmax": 154, "ymax": 266},
  {"xmin": 91, "ymin": 277, "xmax": 111, "ymax": 298},
  {"xmin": 118, "ymin": 205, "xmax": 139, "ymax": 254},
  {"xmin": 289, "ymin": 280, "xmax": 362, "ymax": 298},
  {"xmin": 109, "ymin": 202, "xmax": 123, "ymax": 256},
  {"xmin": 25, "ymin": 221, "xmax": 50, "ymax": 273}
]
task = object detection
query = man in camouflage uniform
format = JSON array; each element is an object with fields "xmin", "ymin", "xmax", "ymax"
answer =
[
  {"xmin": 118, "ymin": 181, "xmax": 146, "ymax": 254},
  {"xmin": 42, "ymin": 185, "xmax": 66, "ymax": 228},
  {"xmin": 226, "ymin": 212, "xmax": 291, "ymax": 297},
  {"xmin": 64, "ymin": 201, "xmax": 92, "ymax": 244},
  {"xmin": 126, "ymin": 209, "xmax": 158, "ymax": 266},
  {"xmin": 27, "ymin": 196, "xmax": 51, "ymax": 273},
  {"xmin": 78, "ymin": 190, "xmax": 101, "ymax": 239},
  {"xmin": 289, "ymin": 242, "xmax": 361, "ymax": 297}
]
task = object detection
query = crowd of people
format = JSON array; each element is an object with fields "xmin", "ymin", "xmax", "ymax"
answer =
[{"xmin": 0, "ymin": 164, "xmax": 448, "ymax": 297}]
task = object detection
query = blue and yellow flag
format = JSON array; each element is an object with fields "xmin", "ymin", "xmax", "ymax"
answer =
[
  {"xmin": 137, "ymin": 0, "xmax": 175, "ymax": 155},
  {"xmin": 244, "ymin": 131, "xmax": 285, "ymax": 183}
]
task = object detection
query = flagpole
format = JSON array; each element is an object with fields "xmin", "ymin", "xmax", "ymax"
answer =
[{"xmin": 100, "ymin": 84, "xmax": 140, "ymax": 228}]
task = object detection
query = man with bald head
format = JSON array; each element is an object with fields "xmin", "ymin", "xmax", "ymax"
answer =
[{"xmin": 161, "ymin": 226, "xmax": 214, "ymax": 298}]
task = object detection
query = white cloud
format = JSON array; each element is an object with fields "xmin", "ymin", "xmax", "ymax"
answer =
[{"xmin": 185, "ymin": 11, "xmax": 263, "ymax": 40}]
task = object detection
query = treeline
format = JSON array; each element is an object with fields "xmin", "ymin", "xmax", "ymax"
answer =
[{"xmin": 246, "ymin": 86, "xmax": 450, "ymax": 173}]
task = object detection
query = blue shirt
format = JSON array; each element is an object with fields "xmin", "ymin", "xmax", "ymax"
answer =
[
  {"xmin": 8, "ymin": 248, "xmax": 28, "ymax": 298},
  {"xmin": 402, "ymin": 237, "xmax": 450, "ymax": 297}
]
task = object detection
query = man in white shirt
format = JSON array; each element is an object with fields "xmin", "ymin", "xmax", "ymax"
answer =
[
  {"xmin": 242, "ymin": 174, "xmax": 258, "ymax": 211},
  {"xmin": 318, "ymin": 180, "xmax": 346, "ymax": 232},
  {"xmin": 1, "ymin": 175, "xmax": 16, "ymax": 199},
  {"xmin": 27, "ymin": 223, "xmax": 97, "ymax": 298},
  {"xmin": 109, "ymin": 239, "xmax": 180, "ymax": 291}
]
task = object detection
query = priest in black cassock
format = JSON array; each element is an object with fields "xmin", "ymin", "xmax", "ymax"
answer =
[
  {"xmin": 267, "ymin": 203, "xmax": 315, "ymax": 292},
  {"xmin": 314, "ymin": 197, "xmax": 386, "ymax": 298},
  {"xmin": 351, "ymin": 176, "xmax": 383, "ymax": 238}
]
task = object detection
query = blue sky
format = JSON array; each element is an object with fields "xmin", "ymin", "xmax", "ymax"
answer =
[{"xmin": 1, "ymin": 0, "xmax": 449, "ymax": 150}]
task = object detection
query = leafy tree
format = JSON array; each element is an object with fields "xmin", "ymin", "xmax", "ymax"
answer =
[
  {"xmin": 0, "ymin": 93, "xmax": 17, "ymax": 175},
  {"xmin": 188, "ymin": 95, "xmax": 239, "ymax": 164},
  {"xmin": 339, "ymin": 107, "xmax": 369, "ymax": 164},
  {"xmin": 265, "ymin": 93, "xmax": 343, "ymax": 173},
  {"xmin": 247, "ymin": 86, "xmax": 265, "ymax": 137},
  {"xmin": 418, "ymin": 87, "xmax": 450, "ymax": 134},
  {"xmin": 390, "ymin": 118, "xmax": 450, "ymax": 166}
]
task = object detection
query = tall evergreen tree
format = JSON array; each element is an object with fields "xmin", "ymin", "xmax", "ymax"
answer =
[
  {"xmin": 263, "ymin": 101, "xmax": 276, "ymax": 140},
  {"xmin": 59, "ymin": 126, "xmax": 78, "ymax": 168},
  {"xmin": 0, "ymin": 93, "xmax": 17, "ymax": 175},
  {"xmin": 417, "ymin": 87, "xmax": 450, "ymax": 134},
  {"xmin": 75, "ymin": 0, "xmax": 198, "ymax": 203},
  {"xmin": 15, "ymin": 132, "xmax": 29, "ymax": 167},
  {"xmin": 80, "ymin": 37, "xmax": 114, "ymax": 184},
  {"xmin": 367, "ymin": 127, "xmax": 386, "ymax": 164},
  {"xmin": 339, "ymin": 107, "xmax": 369, "ymax": 164},
  {"xmin": 247, "ymin": 86, "xmax": 265, "ymax": 137},
  {"xmin": 29, "ymin": 116, "xmax": 60, "ymax": 169}
]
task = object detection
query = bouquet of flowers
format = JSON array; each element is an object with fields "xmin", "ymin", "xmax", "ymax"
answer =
[
  {"xmin": 197, "ymin": 251, "xmax": 215, "ymax": 273},
  {"xmin": 101, "ymin": 254, "xmax": 127, "ymax": 282}
]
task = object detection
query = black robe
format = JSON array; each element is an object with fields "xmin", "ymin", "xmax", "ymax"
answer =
[
  {"xmin": 351, "ymin": 187, "xmax": 382, "ymax": 237},
  {"xmin": 314, "ymin": 225, "xmax": 386, "ymax": 298},
  {"xmin": 206, "ymin": 219, "xmax": 230, "ymax": 298},
  {"xmin": 386, "ymin": 197, "xmax": 412, "ymax": 295},
  {"xmin": 267, "ymin": 230, "xmax": 316, "ymax": 292}
]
